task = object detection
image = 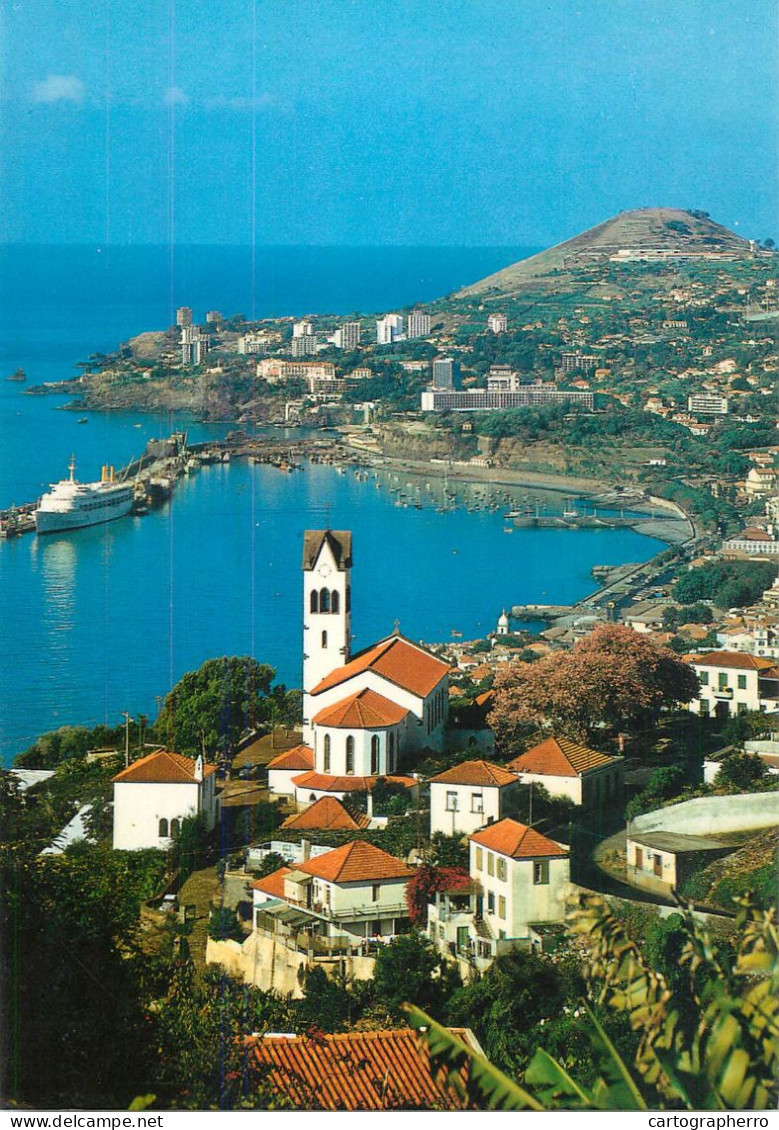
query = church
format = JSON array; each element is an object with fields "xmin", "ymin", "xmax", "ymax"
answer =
[{"xmin": 267, "ymin": 529, "xmax": 450, "ymax": 806}]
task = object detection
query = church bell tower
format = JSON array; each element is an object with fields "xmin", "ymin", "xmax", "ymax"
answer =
[{"xmin": 301, "ymin": 530, "xmax": 352, "ymax": 743}]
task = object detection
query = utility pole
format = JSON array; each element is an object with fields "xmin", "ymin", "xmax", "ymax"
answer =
[{"xmin": 120, "ymin": 712, "xmax": 132, "ymax": 768}]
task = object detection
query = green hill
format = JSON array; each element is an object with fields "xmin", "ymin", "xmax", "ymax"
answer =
[{"xmin": 458, "ymin": 207, "xmax": 755, "ymax": 297}]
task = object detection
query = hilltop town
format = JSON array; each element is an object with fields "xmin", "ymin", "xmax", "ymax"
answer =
[
  {"xmin": 3, "ymin": 208, "xmax": 778, "ymax": 1112},
  {"xmin": 35, "ymin": 208, "xmax": 777, "ymax": 532}
]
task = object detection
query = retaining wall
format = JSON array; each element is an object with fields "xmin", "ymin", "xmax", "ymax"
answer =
[{"xmin": 631, "ymin": 792, "xmax": 779, "ymax": 838}]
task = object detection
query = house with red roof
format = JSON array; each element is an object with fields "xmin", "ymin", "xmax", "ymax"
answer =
[
  {"xmin": 251, "ymin": 839, "xmax": 414, "ymax": 942},
  {"xmin": 280, "ymin": 795, "xmax": 371, "ymax": 832},
  {"xmin": 428, "ymin": 759, "xmax": 519, "ymax": 836},
  {"xmin": 266, "ymin": 743, "xmax": 314, "ymax": 798},
  {"xmin": 112, "ymin": 749, "xmax": 218, "ymax": 850},
  {"xmin": 467, "ymin": 818, "xmax": 570, "ymax": 968},
  {"xmin": 267, "ymin": 530, "xmax": 449, "ymax": 805},
  {"xmin": 685, "ymin": 650, "xmax": 779, "ymax": 719},
  {"xmin": 507, "ymin": 735, "xmax": 623, "ymax": 809},
  {"xmin": 428, "ymin": 818, "xmax": 571, "ymax": 970}
]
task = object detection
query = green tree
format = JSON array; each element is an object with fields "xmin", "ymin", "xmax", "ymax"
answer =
[
  {"xmin": 158, "ymin": 656, "xmax": 278, "ymax": 758},
  {"xmin": 446, "ymin": 949, "xmax": 583, "ymax": 1075},
  {"xmin": 408, "ymin": 895, "xmax": 779, "ymax": 1111},
  {"xmin": 373, "ymin": 931, "xmax": 460, "ymax": 1019},
  {"xmin": 714, "ymin": 751, "xmax": 769, "ymax": 791}
]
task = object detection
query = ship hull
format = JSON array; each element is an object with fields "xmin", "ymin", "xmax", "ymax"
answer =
[{"xmin": 35, "ymin": 494, "xmax": 134, "ymax": 534}]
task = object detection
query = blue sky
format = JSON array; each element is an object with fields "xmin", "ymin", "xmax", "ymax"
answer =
[{"xmin": 1, "ymin": 0, "xmax": 776, "ymax": 246}]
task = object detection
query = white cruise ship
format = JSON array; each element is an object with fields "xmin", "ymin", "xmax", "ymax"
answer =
[{"xmin": 35, "ymin": 458, "xmax": 135, "ymax": 535}]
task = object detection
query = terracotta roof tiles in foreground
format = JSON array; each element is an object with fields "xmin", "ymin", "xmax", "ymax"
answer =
[
  {"xmin": 112, "ymin": 749, "xmax": 217, "ymax": 784},
  {"xmin": 471, "ymin": 817, "xmax": 568, "ymax": 860},
  {"xmin": 281, "ymin": 795, "xmax": 371, "ymax": 831},
  {"xmin": 507, "ymin": 736, "xmax": 616, "ymax": 779},
  {"xmin": 247, "ymin": 1027, "xmax": 481, "ymax": 1111},
  {"xmin": 296, "ymin": 839, "xmax": 414, "ymax": 884},
  {"xmin": 266, "ymin": 744, "xmax": 314, "ymax": 771},
  {"xmin": 429, "ymin": 759, "xmax": 517, "ymax": 788},
  {"xmin": 313, "ymin": 688, "xmax": 408, "ymax": 729},
  {"xmin": 311, "ymin": 635, "xmax": 449, "ymax": 699}
]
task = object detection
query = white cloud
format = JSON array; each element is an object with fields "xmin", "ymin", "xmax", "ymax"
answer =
[
  {"xmin": 31, "ymin": 74, "xmax": 85, "ymax": 104},
  {"xmin": 164, "ymin": 86, "xmax": 189, "ymax": 107}
]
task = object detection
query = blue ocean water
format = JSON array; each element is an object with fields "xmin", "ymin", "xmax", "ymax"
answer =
[{"xmin": 0, "ymin": 245, "xmax": 663, "ymax": 763}]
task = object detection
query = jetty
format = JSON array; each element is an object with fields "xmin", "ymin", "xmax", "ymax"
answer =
[{"xmin": 0, "ymin": 431, "xmax": 364, "ymax": 539}]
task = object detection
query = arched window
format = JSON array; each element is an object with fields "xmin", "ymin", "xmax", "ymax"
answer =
[
  {"xmin": 331, "ymin": 590, "xmax": 340, "ymax": 614},
  {"xmin": 322, "ymin": 630, "xmax": 328, "ymax": 648},
  {"xmin": 388, "ymin": 732, "xmax": 395, "ymax": 772},
  {"xmin": 324, "ymin": 734, "xmax": 331, "ymax": 772},
  {"xmin": 345, "ymin": 735, "xmax": 355, "ymax": 774},
  {"xmin": 371, "ymin": 734, "xmax": 380, "ymax": 774},
  {"xmin": 158, "ymin": 817, "xmax": 169, "ymax": 837},
  {"xmin": 170, "ymin": 818, "xmax": 180, "ymax": 837},
  {"xmin": 320, "ymin": 588, "xmax": 330, "ymax": 613},
  {"xmin": 310, "ymin": 590, "xmax": 319, "ymax": 614}
]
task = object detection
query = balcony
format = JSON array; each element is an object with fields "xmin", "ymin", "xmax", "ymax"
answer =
[
  {"xmin": 283, "ymin": 894, "xmax": 409, "ymax": 923},
  {"xmin": 712, "ymin": 687, "xmax": 733, "ymax": 700}
]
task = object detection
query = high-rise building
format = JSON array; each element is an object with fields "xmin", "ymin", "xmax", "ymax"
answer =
[
  {"xmin": 431, "ymin": 357, "xmax": 461, "ymax": 389},
  {"xmin": 487, "ymin": 313, "xmax": 508, "ymax": 334},
  {"xmin": 339, "ymin": 322, "xmax": 361, "ymax": 349},
  {"xmin": 181, "ymin": 330, "xmax": 209, "ymax": 365},
  {"xmin": 376, "ymin": 314, "xmax": 404, "ymax": 344},
  {"xmin": 291, "ymin": 334, "xmax": 319, "ymax": 358},
  {"xmin": 406, "ymin": 310, "xmax": 431, "ymax": 338},
  {"xmin": 688, "ymin": 393, "xmax": 729, "ymax": 416},
  {"xmin": 205, "ymin": 311, "xmax": 223, "ymax": 325},
  {"xmin": 176, "ymin": 306, "xmax": 193, "ymax": 327},
  {"xmin": 560, "ymin": 352, "xmax": 598, "ymax": 373},
  {"xmin": 293, "ymin": 319, "xmax": 315, "ymax": 338}
]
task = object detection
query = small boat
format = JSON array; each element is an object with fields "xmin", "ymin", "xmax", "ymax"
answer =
[
  {"xmin": 7, "ymin": 368, "xmax": 26, "ymax": 382},
  {"xmin": 77, "ymin": 417, "xmax": 88, "ymax": 424},
  {"xmin": 451, "ymin": 630, "xmax": 463, "ymax": 638}
]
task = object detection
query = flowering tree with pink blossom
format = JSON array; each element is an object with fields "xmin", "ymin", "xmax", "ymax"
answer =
[{"xmin": 489, "ymin": 624, "xmax": 699, "ymax": 749}]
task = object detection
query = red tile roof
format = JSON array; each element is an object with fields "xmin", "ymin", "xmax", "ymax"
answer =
[
  {"xmin": 296, "ymin": 840, "xmax": 414, "ymax": 883},
  {"xmin": 313, "ymin": 688, "xmax": 408, "ymax": 729},
  {"xmin": 507, "ymin": 736, "xmax": 616, "ymax": 778},
  {"xmin": 112, "ymin": 749, "xmax": 216, "ymax": 784},
  {"xmin": 247, "ymin": 1028, "xmax": 479, "ymax": 1110},
  {"xmin": 281, "ymin": 796, "xmax": 371, "ymax": 831},
  {"xmin": 429, "ymin": 759, "xmax": 517, "ymax": 787},
  {"xmin": 251, "ymin": 866, "xmax": 292, "ymax": 900},
  {"xmin": 292, "ymin": 771, "xmax": 417, "ymax": 794},
  {"xmin": 686, "ymin": 650, "xmax": 777, "ymax": 672},
  {"xmin": 267, "ymin": 744, "xmax": 314, "ymax": 771},
  {"xmin": 311, "ymin": 635, "xmax": 449, "ymax": 699},
  {"xmin": 471, "ymin": 818, "xmax": 568, "ymax": 860}
]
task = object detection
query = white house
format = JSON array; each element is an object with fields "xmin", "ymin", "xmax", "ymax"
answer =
[
  {"xmin": 428, "ymin": 819, "xmax": 570, "ymax": 971},
  {"xmin": 112, "ymin": 749, "xmax": 218, "ymax": 851},
  {"xmin": 252, "ymin": 839, "xmax": 414, "ymax": 941},
  {"xmin": 428, "ymin": 759, "xmax": 519, "ymax": 837},
  {"xmin": 507, "ymin": 736, "xmax": 623, "ymax": 809},
  {"xmin": 685, "ymin": 651, "xmax": 779, "ymax": 718},
  {"xmin": 266, "ymin": 743, "xmax": 314, "ymax": 797}
]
